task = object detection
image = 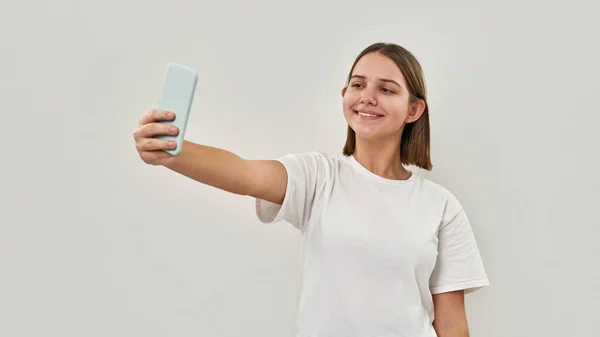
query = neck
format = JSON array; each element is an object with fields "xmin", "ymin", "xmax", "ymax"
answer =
[{"xmin": 352, "ymin": 134, "xmax": 412, "ymax": 181}]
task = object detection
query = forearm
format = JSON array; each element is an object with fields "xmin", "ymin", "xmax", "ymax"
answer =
[{"xmin": 163, "ymin": 140, "xmax": 253, "ymax": 196}]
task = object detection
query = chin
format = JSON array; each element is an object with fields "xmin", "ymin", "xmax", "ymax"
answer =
[{"xmin": 350, "ymin": 124, "xmax": 384, "ymax": 140}]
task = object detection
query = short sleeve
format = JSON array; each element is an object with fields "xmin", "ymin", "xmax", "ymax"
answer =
[
  {"xmin": 255, "ymin": 152, "xmax": 330, "ymax": 231},
  {"xmin": 430, "ymin": 196, "xmax": 490, "ymax": 295}
]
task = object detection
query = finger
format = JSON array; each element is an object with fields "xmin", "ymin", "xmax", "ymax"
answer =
[
  {"xmin": 136, "ymin": 138, "xmax": 177, "ymax": 152},
  {"xmin": 136, "ymin": 122, "xmax": 179, "ymax": 139},
  {"xmin": 138, "ymin": 109, "xmax": 175, "ymax": 126}
]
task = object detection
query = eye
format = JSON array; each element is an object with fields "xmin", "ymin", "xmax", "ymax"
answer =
[
  {"xmin": 380, "ymin": 87, "xmax": 394, "ymax": 94},
  {"xmin": 351, "ymin": 82, "xmax": 364, "ymax": 88}
]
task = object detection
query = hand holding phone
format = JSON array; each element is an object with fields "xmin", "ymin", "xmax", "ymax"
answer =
[{"xmin": 154, "ymin": 62, "xmax": 198, "ymax": 156}]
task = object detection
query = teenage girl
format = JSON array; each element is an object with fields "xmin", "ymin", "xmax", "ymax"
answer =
[{"xmin": 132, "ymin": 42, "xmax": 489, "ymax": 337}]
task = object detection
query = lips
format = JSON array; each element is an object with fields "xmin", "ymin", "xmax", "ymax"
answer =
[{"xmin": 354, "ymin": 109, "xmax": 384, "ymax": 120}]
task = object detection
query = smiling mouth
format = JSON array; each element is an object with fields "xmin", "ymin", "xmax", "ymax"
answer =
[{"xmin": 354, "ymin": 110, "xmax": 384, "ymax": 120}]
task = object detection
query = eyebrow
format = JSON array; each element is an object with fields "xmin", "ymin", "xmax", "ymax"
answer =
[{"xmin": 350, "ymin": 75, "xmax": 402, "ymax": 88}]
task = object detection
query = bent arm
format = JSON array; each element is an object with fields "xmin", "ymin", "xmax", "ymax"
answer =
[{"xmin": 163, "ymin": 140, "xmax": 288, "ymax": 204}]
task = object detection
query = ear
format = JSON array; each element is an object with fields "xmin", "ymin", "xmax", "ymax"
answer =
[
  {"xmin": 406, "ymin": 99, "xmax": 426, "ymax": 123},
  {"xmin": 341, "ymin": 87, "xmax": 347, "ymax": 97}
]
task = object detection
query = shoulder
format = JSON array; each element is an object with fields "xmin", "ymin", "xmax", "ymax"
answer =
[
  {"xmin": 276, "ymin": 151, "xmax": 345, "ymax": 174},
  {"xmin": 279, "ymin": 151, "xmax": 340, "ymax": 165},
  {"xmin": 413, "ymin": 174, "xmax": 465, "ymax": 221}
]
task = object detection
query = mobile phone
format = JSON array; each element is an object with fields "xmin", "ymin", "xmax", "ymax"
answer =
[{"xmin": 155, "ymin": 62, "xmax": 198, "ymax": 156}]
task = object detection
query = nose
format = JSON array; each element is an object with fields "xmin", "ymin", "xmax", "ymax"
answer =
[
  {"xmin": 359, "ymin": 87, "xmax": 377, "ymax": 105},
  {"xmin": 359, "ymin": 95, "xmax": 376, "ymax": 105}
]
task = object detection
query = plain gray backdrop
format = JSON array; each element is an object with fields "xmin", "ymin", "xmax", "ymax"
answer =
[{"xmin": 2, "ymin": 0, "xmax": 599, "ymax": 336}]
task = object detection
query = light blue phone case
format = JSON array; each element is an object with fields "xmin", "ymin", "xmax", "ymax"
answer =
[{"xmin": 155, "ymin": 62, "xmax": 198, "ymax": 156}]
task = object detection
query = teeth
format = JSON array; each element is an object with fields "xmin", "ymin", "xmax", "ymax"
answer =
[{"xmin": 358, "ymin": 112, "xmax": 378, "ymax": 117}]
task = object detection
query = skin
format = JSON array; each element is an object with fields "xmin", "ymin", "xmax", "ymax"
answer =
[
  {"xmin": 433, "ymin": 290, "xmax": 470, "ymax": 336},
  {"xmin": 133, "ymin": 51, "xmax": 469, "ymax": 336}
]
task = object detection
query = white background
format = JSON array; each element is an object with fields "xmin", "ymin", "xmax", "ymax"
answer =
[{"xmin": 2, "ymin": 0, "xmax": 599, "ymax": 336}]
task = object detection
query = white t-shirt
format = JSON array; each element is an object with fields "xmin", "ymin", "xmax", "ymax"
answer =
[{"xmin": 255, "ymin": 152, "xmax": 490, "ymax": 337}]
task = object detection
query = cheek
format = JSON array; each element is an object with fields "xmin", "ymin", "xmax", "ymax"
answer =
[
  {"xmin": 343, "ymin": 91, "xmax": 362, "ymax": 106},
  {"xmin": 382, "ymin": 100, "xmax": 409, "ymax": 118},
  {"xmin": 342, "ymin": 96, "xmax": 356, "ymax": 112}
]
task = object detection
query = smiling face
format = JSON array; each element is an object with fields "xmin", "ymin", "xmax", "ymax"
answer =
[{"xmin": 342, "ymin": 52, "xmax": 422, "ymax": 142}]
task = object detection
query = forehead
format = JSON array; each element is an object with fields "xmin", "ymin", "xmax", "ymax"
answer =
[{"xmin": 352, "ymin": 52, "xmax": 406, "ymax": 84}]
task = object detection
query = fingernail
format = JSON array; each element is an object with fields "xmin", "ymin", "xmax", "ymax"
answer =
[
  {"xmin": 170, "ymin": 126, "xmax": 178, "ymax": 134},
  {"xmin": 169, "ymin": 141, "xmax": 176, "ymax": 148},
  {"xmin": 167, "ymin": 112, "xmax": 174, "ymax": 118}
]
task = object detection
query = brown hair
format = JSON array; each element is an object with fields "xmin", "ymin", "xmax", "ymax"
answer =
[{"xmin": 342, "ymin": 42, "xmax": 432, "ymax": 171}]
